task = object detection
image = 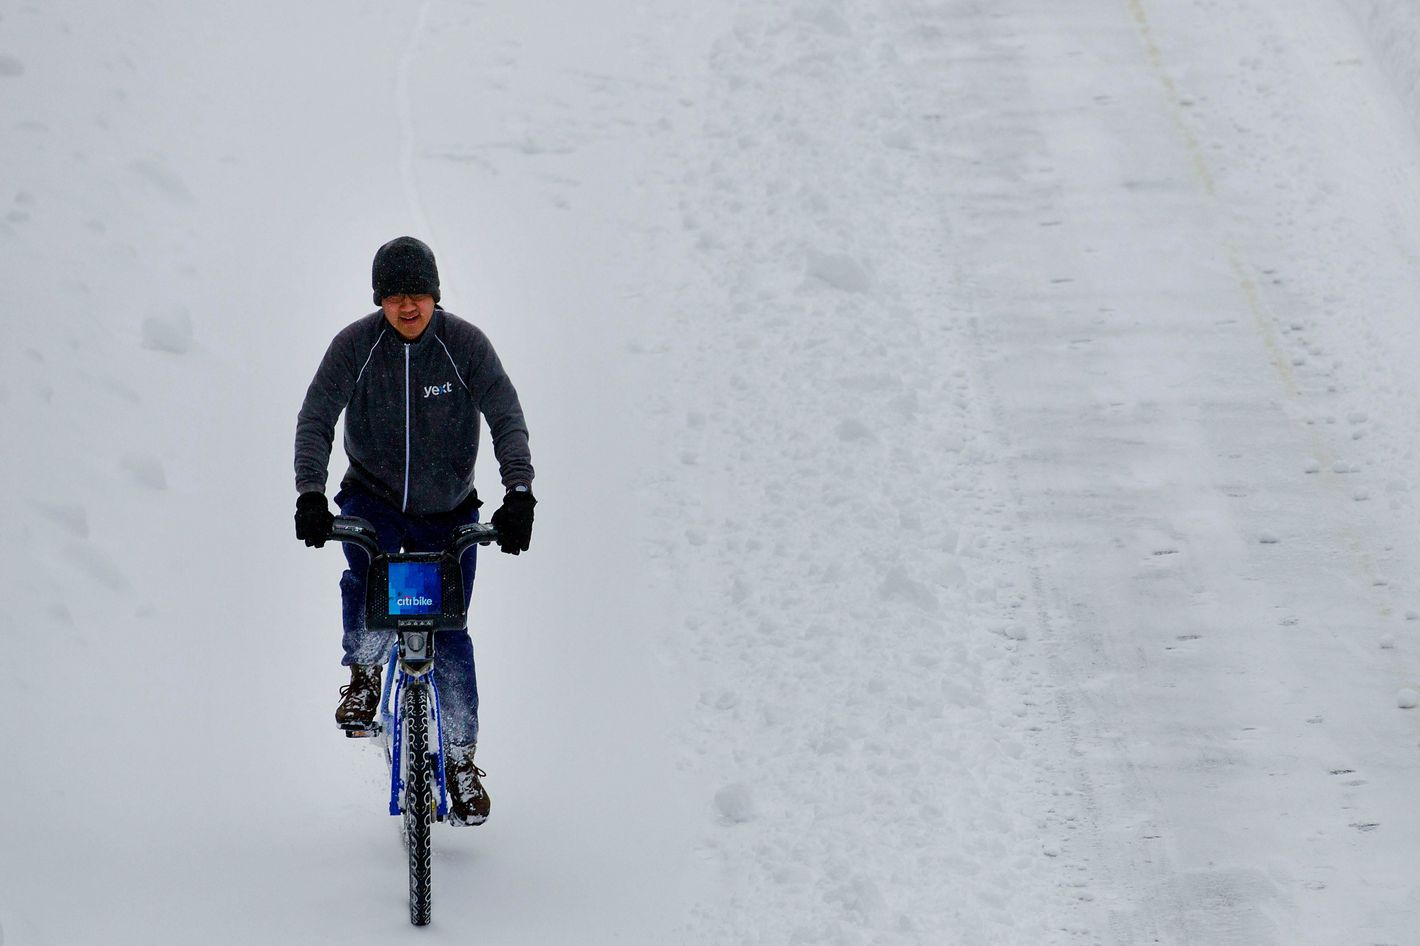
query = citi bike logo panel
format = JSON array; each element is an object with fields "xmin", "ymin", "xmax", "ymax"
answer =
[{"xmin": 388, "ymin": 561, "xmax": 442, "ymax": 616}]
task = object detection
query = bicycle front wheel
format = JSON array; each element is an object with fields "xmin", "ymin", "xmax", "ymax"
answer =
[{"xmin": 402, "ymin": 681, "xmax": 434, "ymax": 926}]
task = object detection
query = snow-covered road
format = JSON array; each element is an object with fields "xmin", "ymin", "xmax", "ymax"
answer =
[
  {"xmin": 4, "ymin": 0, "xmax": 1420, "ymax": 943},
  {"xmin": 979, "ymin": 2, "xmax": 1420, "ymax": 940}
]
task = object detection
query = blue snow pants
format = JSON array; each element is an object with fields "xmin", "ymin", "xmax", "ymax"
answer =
[{"xmin": 335, "ymin": 487, "xmax": 480, "ymax": 747}]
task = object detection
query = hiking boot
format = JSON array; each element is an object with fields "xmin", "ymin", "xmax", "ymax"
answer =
[
  {"xmin": 445, "ymin": 744, "xmax": 490, "ymax": 826},
  {"xmin": 335, "ymin": 664, "xmax": 383, "ymax": 731}
]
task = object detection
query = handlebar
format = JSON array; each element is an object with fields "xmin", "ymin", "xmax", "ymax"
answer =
[{"xmin": 329, "ymin": 515, "xmax": 499, "ymax": 562}]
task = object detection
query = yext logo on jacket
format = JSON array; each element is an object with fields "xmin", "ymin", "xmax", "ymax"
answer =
[{"xmin": 424, "ymin": 382, "xmax": 454, "ymax": 398}]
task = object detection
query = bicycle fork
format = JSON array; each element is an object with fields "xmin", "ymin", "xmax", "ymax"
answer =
[{"xmin": 384, "ymin": 649, "xmax": 450, "ymax": 820}]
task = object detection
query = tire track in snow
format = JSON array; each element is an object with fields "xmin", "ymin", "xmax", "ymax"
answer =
[
  {"xmin": 1127, "ymin": 0, "xmax": 1299, "ymax": 397},
  {"xmin": 951, "ymin": 34, "xmax": 1193, "ymax": 936},
  {"xmin": 964, "ymin": 314, "xmax": 1177, "ymax": 946},
  {"xmin": 396, "ymin": 0, "xmax": 438, "ymax": 244},
  {"xmin": 1126, "ymin": 0, "xmax": 1390, "ymax": 586}
]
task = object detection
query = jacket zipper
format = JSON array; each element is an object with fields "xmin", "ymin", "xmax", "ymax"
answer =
[{"xmin": 402, "ymin": 344, "xmax": 411, "ymax": 512}]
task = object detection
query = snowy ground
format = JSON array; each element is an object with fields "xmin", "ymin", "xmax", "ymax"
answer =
[{"xmin": 4, "ymin": 0, "xmax": 1420, "ymax": 943}]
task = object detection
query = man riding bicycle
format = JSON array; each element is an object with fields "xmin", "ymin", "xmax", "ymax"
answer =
[{"xmin": 292, "ymin": 236, "xmax": 536, "ymax": 827}]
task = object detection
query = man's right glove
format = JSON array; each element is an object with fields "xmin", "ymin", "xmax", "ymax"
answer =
[
  {"xmin": 295, "ymin": 491, "xmax": 334, "ymax": 548},
  {"xmin": 490, "ymin": 488, "xmax": 536, "ymax": 555}
]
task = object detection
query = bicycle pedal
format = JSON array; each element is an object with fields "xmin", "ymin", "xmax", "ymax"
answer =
[{"xmin": 342, "ymin": 724, "xmax": 382, "ymax": 739}]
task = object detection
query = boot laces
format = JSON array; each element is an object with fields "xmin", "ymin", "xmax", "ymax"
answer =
[
  {"xmin": 450, "ymin": 761, "xmax": 487, "ymax": 795},
  {"xmin": 338, "ymin": 677, "xmax": 378, "ymax": 708}
]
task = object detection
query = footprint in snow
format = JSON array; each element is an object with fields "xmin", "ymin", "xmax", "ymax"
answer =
[
  {"xmin": 713, "ymin": 784, "xmax": 754, "ymax": 824},
  {"xmin": 119, "ymin": 454, "xmax": 166, "ymax": 489},
  {"xmin": 835, "ymin": 418, "xmax": 875, "ymax": 442},
  {"xmin": 804, "ymin": 250, "xmax": 873, "ymax": 293},
  {"xmin": 33, "ymin": 501, "xmax": 89, "ymax": 537},
  {"xmin": 64, "ymin": 542, "xmax": 130, "ymax": 592},
  {"xmin": 128, "ymin": 158, "xmax": 195, "ymax": 204},
  {"xmin": 142, "ymin": 307, "xmax": 193, "ymax": 354},
  {"xmin": 877, "ymin": 566, "xmax": 939, "ymax": 612}
]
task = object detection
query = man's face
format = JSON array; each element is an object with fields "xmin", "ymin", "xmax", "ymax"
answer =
[{"xmin": 381, "ymin": 293, "xmax": 436, "ymax": 339}]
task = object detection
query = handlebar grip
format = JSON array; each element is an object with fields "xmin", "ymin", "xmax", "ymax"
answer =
[
  {"xmin": 451, "ymin": 522, "xmax": 500, "ymax": 558},
  {"xmin": 330, "ymin": 515, "xmax": 381, "ymax": 561}
]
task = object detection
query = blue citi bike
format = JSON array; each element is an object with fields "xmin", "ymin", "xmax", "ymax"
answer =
[{"xmin": 329, "ymin": 514, "xmax": 498, "ymax": 927}]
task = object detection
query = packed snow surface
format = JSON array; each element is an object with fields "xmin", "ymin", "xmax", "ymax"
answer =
[{"xmin": 4, "ymin": 0, "xmax": 1420, "ymax": 943}]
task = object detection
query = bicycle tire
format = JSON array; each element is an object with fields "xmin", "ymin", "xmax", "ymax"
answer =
[{"xmin": 403, "ymin": 682, "xmax": 434, "ymax": 926}]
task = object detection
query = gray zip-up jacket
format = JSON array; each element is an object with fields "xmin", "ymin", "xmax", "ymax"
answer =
[{"xmin": 294, "ymin": 308, "xmax": 533, "ymax": 515}]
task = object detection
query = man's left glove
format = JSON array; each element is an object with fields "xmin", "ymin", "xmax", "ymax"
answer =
[
  {"xmin": 295, "ymin": 491, "xmax": 335, "ymax": 548},
  {"xmin": 490, "ymin": 488, "xmax": 536, "ymax": 555}
]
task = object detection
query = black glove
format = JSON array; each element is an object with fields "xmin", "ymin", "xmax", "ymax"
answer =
[
  {"xmin": 295, "ymin": 491, "xmax": 334, "ymax": 548},
  {"xmin": 490, "ymin": 488, "xmax": 536, "ymax": 554}
]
